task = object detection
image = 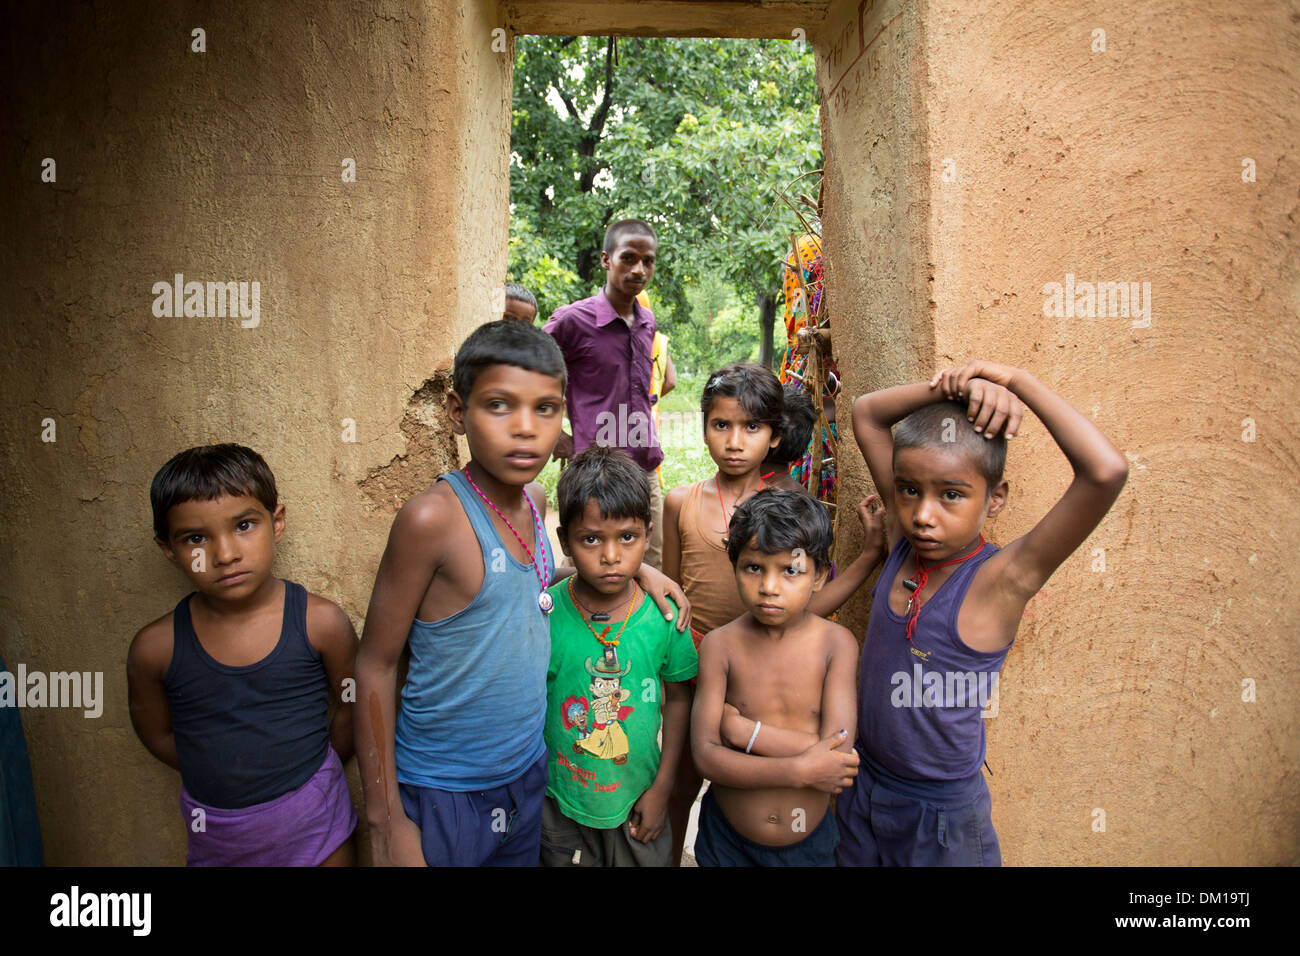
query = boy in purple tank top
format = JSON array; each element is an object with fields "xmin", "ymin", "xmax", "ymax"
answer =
[
  {"xmin": 840, "ymin": 360, "xmax": 1128, "ymax": 866},
  {"xmin": 128, "ymin": 444, "xmax": 359, "ymax": 865}
]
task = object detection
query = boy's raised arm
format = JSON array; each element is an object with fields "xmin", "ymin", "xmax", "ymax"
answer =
[
  {"xmin": 807, "ymin": 495, "xmax": 886, "ymax": 617},
  {"xmin": 853, "ymin": 380, "xmax": 1023, "ymax": 550},
  {"xmin": 691, "ymin": 635, "xmax": 856, "ymax": 793},
  {"xmin": 354, "ymin": 498, "xmax": 443, "ymax": 867},
  {"xmin": 934, "ymin": 360, "xmax": 1128, "ymax": 601}
]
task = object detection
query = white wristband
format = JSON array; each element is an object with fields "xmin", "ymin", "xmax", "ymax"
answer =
[{"xmin": 745, "ymin": 720, "xmax": 762, "ymax": 754}]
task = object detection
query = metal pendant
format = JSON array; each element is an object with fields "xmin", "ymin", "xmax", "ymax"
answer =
[
  {"xmin": 538, "ymin": 591, "xmax": 554, "ymax": 614},
  {"xmin": 590, "ymin": 612, "xmax": 611, "ymax": 622}
]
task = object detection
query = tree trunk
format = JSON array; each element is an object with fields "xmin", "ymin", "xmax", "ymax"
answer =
[{"xmin": 757, "ymin": 292, "xmax": 777, "ymax": 369}]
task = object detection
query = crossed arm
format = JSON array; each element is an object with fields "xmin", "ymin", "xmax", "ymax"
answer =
[{"xmin": 691, "ymin": 629, "xmax": 859, "ymax": 793}]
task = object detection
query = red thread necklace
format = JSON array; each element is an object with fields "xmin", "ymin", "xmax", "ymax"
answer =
[
  {"xmin": 715, "ymin": 472, "xmax": 773, "ymax": 535},
  {"xmin": 461, "ymin": 466, "xmax": 552, "ymax": 614},
  {"xmin": 903, "ymin": 535, "xmax": 985, "ymax": 642},
  {"xmin": 568, "ymin": 576, "xmax": 639, "ymax": 646}
]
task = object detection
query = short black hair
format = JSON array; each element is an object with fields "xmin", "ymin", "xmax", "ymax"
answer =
[
  {"xmin": 726, "ymin": 488, "xmax": 833, "ymax": 572},
  {"xmin": 701, "ymin": 363, "xmax": 784, "ymax": 433},
  {"xmin": 767, "ymin": 384, "xmax": 818, "ymax": 465},
  {"xmin": 603, "ymin": 218, "xmax": 658, "ymax": 255},
  {"xmin": 150, "ymin": 444, "xmax": 278, "ymax": 541},
  {"xmin": 556, "ymin": 446, "xmax": 651, "ymax": 532},
  {"xmin": 893, "ymin": 401, "xmax": 1006, "ymax": 494},
  {"xmin": 504, "ymin": 282, "xmax": 537, "ymax": 310},
  {"xmin": 453, "ymin": 319, "xmax": 567, "ymax": 401}
]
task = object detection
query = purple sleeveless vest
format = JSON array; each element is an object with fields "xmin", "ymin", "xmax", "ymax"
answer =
[{"xmin": 857, "ymin": 536, "xmax": 1011, "ymax": 781}]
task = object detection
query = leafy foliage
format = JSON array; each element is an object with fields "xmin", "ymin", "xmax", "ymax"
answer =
[{"xmin": 508, "ymin": 36, "xmax": 821, "ymax": 361}]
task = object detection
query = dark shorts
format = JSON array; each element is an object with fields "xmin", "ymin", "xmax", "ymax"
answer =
[
  {"xmin": 539, "ymin": 795, "xmax": 673, "ymax": 867},
  {"xmin": 695, "ymin": 788, "xmax": 838, "ymax": 867},
  {"xmin": 835, "ymin": 752, "xmax": 1000, "ymax": 867},
  {"xmin": 399, "ymin": 749, "xmax": 547, "ymax": 867}
]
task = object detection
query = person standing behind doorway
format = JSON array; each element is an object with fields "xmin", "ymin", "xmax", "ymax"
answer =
[
  {"xmin": 545, "ymin": 219, "xmax": 665, "ymax": 567},
  {"xmin": 646, "ymin": 299, "xmax": 677, "ymax": 497}
]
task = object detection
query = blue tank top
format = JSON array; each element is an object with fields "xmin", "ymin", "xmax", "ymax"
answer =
[
  {"xmin": 858, "ymin": 536, "xmax": 1011, "ymax": 781},
  {"xmin": 394, "ymin": 470, "xmax": 553, "ymax": 790},
  {"xmin": 164, "ymin": 580, "xmax": 330, "ymax": 809}
]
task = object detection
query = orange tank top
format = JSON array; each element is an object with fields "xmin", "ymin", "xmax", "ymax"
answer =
[{"xmin": 678, "ymin": 480, "xmax": 749, "ymax": 647}]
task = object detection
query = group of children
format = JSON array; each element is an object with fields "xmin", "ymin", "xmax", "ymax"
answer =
[{"xmin": 128, "ymin": 219, "xmax": 1128, "ymax": 868}]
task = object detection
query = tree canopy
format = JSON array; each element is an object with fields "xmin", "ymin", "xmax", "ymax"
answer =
[{"xmin": 508, "ymin": 36, "xmax": 821, "ymax": 369}]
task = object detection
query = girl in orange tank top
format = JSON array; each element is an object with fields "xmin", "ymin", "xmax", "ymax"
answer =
[{"xmin": 662, "ymin": 364, "xmax": 785, "ymax": 647}]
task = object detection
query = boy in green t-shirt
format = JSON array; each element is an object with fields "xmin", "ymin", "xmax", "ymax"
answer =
[{"xmin": 541, "ymin": 447, "xmax": 697, "ymax": 866}]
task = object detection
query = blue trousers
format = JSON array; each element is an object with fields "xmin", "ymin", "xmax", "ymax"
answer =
[
  {"xmin": 835, "ymin": 752, "xmax": 1000, "ymax": 867},
  {"xmin": 399, "ymin": 750, "xmax": 547, "ymax": 867}
]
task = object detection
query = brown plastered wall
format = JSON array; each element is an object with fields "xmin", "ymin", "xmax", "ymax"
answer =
[
  {"xmin": 814, "ymin": 0, "xmax": 933, "ymax": 644},
  {"xmin": 0, "ymin": 0, "xmax": 511, "ymax": 864},
  {"xmin": 817, "ymin": 0, "xmax": 1300, "ymax": 864}
]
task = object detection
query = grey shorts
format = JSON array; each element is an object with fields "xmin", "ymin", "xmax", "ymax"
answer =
[{"xmin": 539, "ymin": 795, "xmax": 673, "ymax": 867}]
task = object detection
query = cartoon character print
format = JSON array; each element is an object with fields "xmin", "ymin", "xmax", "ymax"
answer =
[
  {"xmin": 561, "ymin": 695, "xmax": 590, "ymax": 741},
  {"xmin": 574, "ymin": 645, "xmax": 634, "ymax": 765}
]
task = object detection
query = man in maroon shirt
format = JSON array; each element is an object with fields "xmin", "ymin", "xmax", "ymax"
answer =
[{"xmin": 544, "ymin": 219, "xmax": 665, "ymax": 567}]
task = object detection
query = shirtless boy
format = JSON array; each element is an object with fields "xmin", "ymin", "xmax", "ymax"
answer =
[{"xmin": 690, "ymin": 489, "xmax": 882, "ymax": 866}]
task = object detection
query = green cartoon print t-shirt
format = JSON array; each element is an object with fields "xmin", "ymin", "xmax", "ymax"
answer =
[{"xmin": 543, "ymin": 580, "xmax": 697, "ymax": 829}]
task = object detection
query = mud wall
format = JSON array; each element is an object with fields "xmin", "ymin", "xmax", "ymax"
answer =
[
  {"xmin": 1, "ymin": 0, "xmax": 510, "ymax": 864},
  {"xmin": 815, "ymin": 0, "xmax": 1299, "ymax": 864}
]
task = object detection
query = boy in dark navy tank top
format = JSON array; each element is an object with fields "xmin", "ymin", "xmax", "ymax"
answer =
[
  {"xmin": 839, "ymin": 360, "xmax": 1128, "ymax": 865},
  {"xmin": 354, "ymin": 320, "xmax": 691, "ymax": 867},
  {"xmin": 128, "ymin": 444, "xmax": 359, "ymax": 865}
]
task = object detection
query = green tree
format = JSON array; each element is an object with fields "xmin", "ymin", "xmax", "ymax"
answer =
[{"xmin": 509, "ymin": 36, "xmax": 820, "ymax": 366}]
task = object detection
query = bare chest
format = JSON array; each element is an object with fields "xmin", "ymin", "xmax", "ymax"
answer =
[
  {"xmin": 726, "ymin": 642, "xmax": 826, "ymax": 731},
  {"xmin": 192, "ymin": 607, "xmax": 283, "ymax": 667}
]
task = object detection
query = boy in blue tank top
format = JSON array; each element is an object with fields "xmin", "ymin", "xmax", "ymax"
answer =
[
  {"xmin": 839, "ymin": 359, "xmax": 1128, "ymax": 865},
  {"xmin": 354, "ymin": 320, "xmax": 690, "ymax": 867},
  {"xmin": 128, "ymin": 444, "xmax": 359, "ymax": 866}
]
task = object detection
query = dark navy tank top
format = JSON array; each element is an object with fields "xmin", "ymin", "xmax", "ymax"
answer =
[
  {"xmin": 164, "ymin": 580, "xmax": 330, "ymax": 809},
  {"xmin": 858, "ymin": 536, "xmax": 1011, "ymax": 781}
]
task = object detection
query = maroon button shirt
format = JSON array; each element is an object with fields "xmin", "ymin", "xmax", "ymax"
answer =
[{"xmin": 544, "ymin": 291, "xmax": 663, "ymax": 472}]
